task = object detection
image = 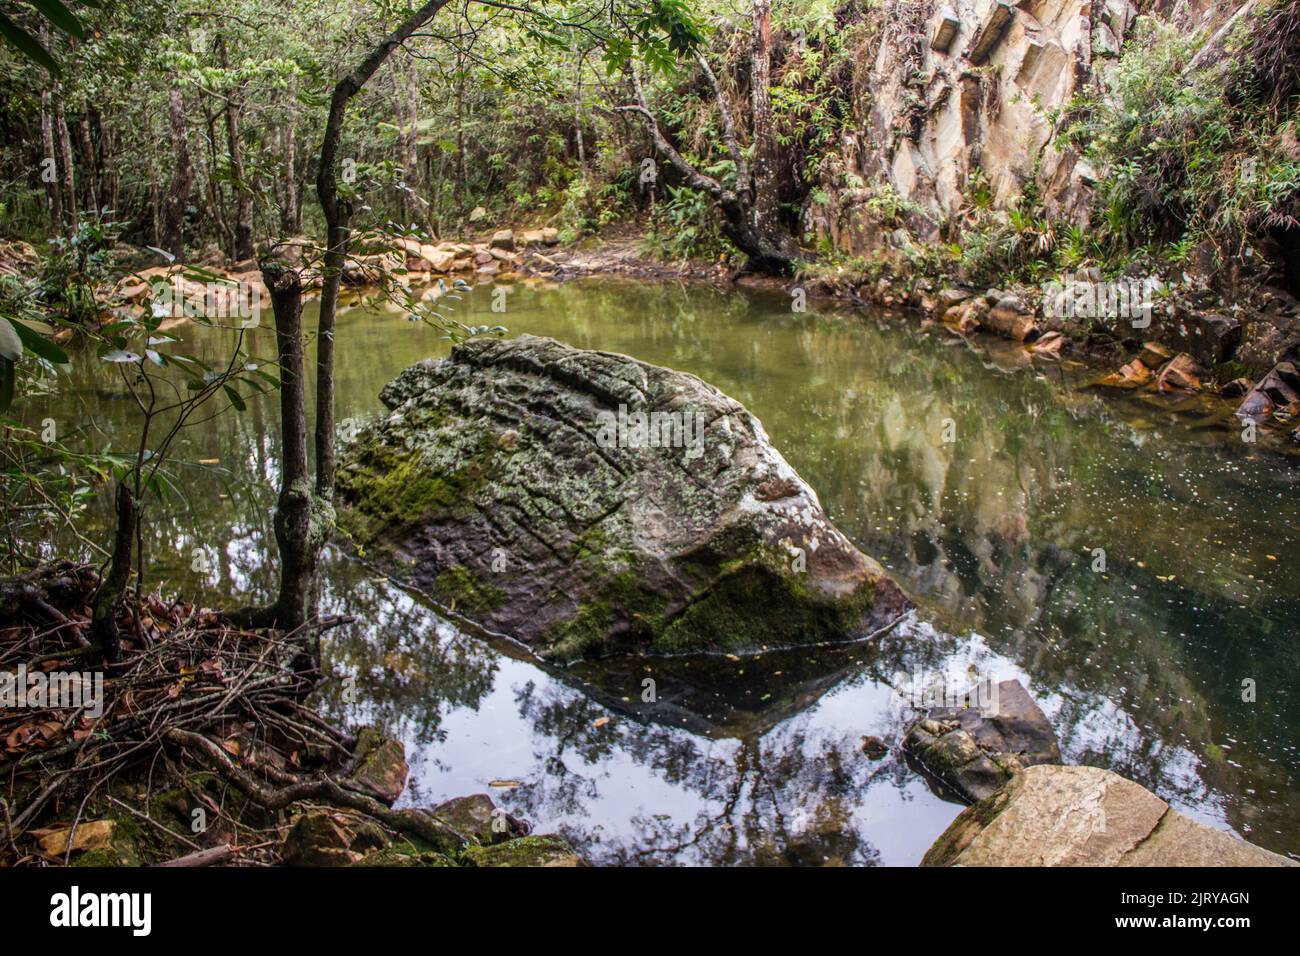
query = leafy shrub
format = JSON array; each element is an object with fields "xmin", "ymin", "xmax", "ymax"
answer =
[
  {"xmin": 1064, "ymin": 11, "xmax": 1300, "ymax": 266},
  {"xmin": 643, "ymin": 184, "xmax": 735, "ymax": 262}
]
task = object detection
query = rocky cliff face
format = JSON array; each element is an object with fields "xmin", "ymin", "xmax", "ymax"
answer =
[{"xmin": 812, "ymin": 0, "xmax": 1225, "ymax": 252}]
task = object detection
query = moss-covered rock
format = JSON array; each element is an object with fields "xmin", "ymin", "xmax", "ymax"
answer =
[
  {"xmin": 282, "ymin": 809, "xmax": 391, "ymax": 867},
  {"xmin": 431, "ymin": 793, "xmax": 527, "ymax": 845},
  {"xmin": 903, "ymin": 679, "xmax": 1061, "ymax": 803},
  {"xmin": 337, "ymin": 335, "xmax": 910, "ymax": 662},
  {"xmin": 463, "ymin": 834, "xmax": 585, "ymax": 867},
  {"xmin": 347, "ymin": 727, "xmax": 409, "ymax": 806}
]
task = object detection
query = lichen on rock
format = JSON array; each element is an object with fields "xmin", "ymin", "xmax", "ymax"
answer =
[{"xmin": 336, "ymin": 334, "xmax": 910, "ymax": 662}]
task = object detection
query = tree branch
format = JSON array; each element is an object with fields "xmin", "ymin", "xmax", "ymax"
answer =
[
  {"xmin": 615, "ymin": 64, "xmax": 733, "ymax": 203},
  {"xmin": 695, "ymin": 53, "xmax": 750, "ymax": 197}
]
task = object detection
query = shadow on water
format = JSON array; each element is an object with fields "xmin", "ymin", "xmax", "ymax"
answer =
[{"xmin": 22, "ymin": 276, "xmax": 1300, "ymax": 864}]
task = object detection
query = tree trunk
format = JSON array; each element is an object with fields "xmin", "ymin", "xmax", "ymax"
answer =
[
  {"xmin": 225, "ymin": 101, "xmax": 253, "ymax": 259},
  {"xmin": 281, "ymin": 121, "xmax": 299, "ymax": 234},
  {"xmin": 162, "ymin": 85, "xmax": 194, "ymax": 261},
  {"xmin": 575, "ymin": 50, "xmax": 588, "ymax": 185},
  {"xmin": 53, "ymin": 92, "xmax": 77, "ymax": 233},
  {"xmin": 147, "ymin": 148, "xmax": 161, "ymax": 247},
  {"xmin": 390, "ymin": 58, "xmax": 421, "ymax": 225},
  {"xmin": 316, "ymin": 0, "xmax": 454, "ymax": 502},
  {"xmin": 76, "ymin": 115, "xmax": 99, "ymax": 215},
  {"xmin": 98, "ymin": 113, "xmax": 118, "ymax": 215},
  {"xmin": 618, "ymin": 60, "xmax": 798, "ymax": 274},
  {"xmin": 201, "ymin": 104, "xmax": 235, "ymax": 256},
  {"xmin": 453, "ymin": 51, "xmax": 466, "ymax": 216},
  {"xmin": 748, "ymin": 0, "xmax": 796, "ymax": 265},
  {"xmin": 219, "ymin": 38, "xmax": 254, "ymax": 260},
  {"xmin": 39, "ymin": 90, "xmax": 63, "ymax": 233},
  {"xmin": 265, "ymin": 266, "xmax": 318, "ymax": 628},
  {"xmin": 226, "ymin": 265, "xmax": 322, "ymax": 631},
  {"xmin": 91, "ymin": 482, "xmax": 138, "ymax": 663}
]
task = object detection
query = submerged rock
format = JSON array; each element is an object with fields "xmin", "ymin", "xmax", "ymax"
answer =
[
  {"xmin": 337, "ymin": 334, "xmax": 910, "ymax": 662},
  {"xmin": 904, "ymin": 679, "xmax": 1061, "ymax": 803},
  {"xmin": 923, "ymin": 765, "xmax": 1297, "ymax": 867},
  {"xmin": 1095, "ymin": 357, "xmax": 1153, "ymax": 389}
]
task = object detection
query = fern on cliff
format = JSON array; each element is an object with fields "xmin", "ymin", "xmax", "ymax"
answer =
[{"xmin": 1064, "ymin": 7, "xmax": 1300, "ymax": 280}]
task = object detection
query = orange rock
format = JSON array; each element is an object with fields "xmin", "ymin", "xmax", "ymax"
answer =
[
  {"xmin": 1137, "ymin": 341, "xmax": 1173, "ymax": 369},
  {"xmin": 984, "ymin": 304, "xmax": 1038, "ymax": 341},
  {"xmin": 1096, "ymin": 358, "xmax": 1153, "ymax": 389},
  {"xmin": 1029, "ymin": 331, "xmax": 1065, "ymax": 358},
  {"xmin": 1156, "ymin": 353, "xmax": 1201, "ymax": 391}
]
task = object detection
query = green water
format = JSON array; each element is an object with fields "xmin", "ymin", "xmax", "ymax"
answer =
[{"xmin": 23, "ymin": 276, "xmax": 1300, "ymax": 864}]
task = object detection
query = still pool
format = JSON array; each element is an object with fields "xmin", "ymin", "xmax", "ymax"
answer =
[{"xmin": 24, "ymin": 276, "xmax": 1300, "ymax": 864}]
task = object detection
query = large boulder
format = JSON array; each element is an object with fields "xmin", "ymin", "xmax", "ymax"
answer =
[
  {"xmin": 337, "ymin": 334, "xmax": 910, "ymax": 662},
  {"xmin": 923, "ymin": 765, "xmax": 1297, "ymax": 867}
]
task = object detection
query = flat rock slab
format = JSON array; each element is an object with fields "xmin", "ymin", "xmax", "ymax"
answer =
[
  {"xmin": 923, "ymin": 765, "xmax": 1297, "ymax": 867},
  {"xmin": 337, "ymin": 334, "xmax": 910, "ymax": 662}
]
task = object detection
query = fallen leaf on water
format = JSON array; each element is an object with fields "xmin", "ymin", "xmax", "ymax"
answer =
[
  {"xmin": 489, "ymin": 779, "xmax": 521, "ymax": 789},
  {"xmin": 592, "ymin": 717, "xmax": 610, "ymax": 729}
]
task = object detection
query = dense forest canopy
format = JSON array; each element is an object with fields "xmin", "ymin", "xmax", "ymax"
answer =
[{"xmin": 0, "ymin": 0, "xmax": 826, "ymax": 257}]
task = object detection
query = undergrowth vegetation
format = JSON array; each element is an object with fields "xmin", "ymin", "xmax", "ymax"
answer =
[{"xmin": 1060, "ymin": 6, "xmax": 1300, "ymax": 286}]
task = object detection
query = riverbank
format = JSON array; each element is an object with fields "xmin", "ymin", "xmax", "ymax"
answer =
[
  {"xmin": 364, "ymin": 223, "xmax": 1300, "ymax": 455},
  {"xmin": 0, "ymin": 562, "xmax": 583, "ymax": 867},
  {"xmin": 58, "ymin": 218, "xmax": 1298, "ymax": 458},
  {"xmin": 533, "ymin": 229, "xmax": 1300, "ymax": 451}
]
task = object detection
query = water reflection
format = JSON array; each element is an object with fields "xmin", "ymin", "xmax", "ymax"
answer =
[{"xmin": 20, "ymin": 277, "xmax": 1300, "ymax": 863}]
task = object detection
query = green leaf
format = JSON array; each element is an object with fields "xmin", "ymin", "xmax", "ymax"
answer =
[
  {"xmin": 10, "ymin": 318, "xmax": 69, "ymax": 365},
  {"xmin": 0, "ymin": 13, "xmax": 58, "ymax": 73},
  {"xmin": 0, "ymin": 316, "xmax": 21, "ymax": 362},
  {"xmin": 223, "ymin": 385, "xmax": 246, "ymax": 411},
  {"xmin": 30, "ymin": 0, "xmax": 85, "ymax": 39}
]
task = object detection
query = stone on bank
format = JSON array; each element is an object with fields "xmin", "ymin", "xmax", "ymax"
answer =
[{"xmin": 923, "ymin": 765, "xmax": 1297, "ymax": 867}]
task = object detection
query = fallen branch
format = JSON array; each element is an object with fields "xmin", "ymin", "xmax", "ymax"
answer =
[{"xmin": 153, "ymin": 844, "xmax": 234, "ymax": 868}]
